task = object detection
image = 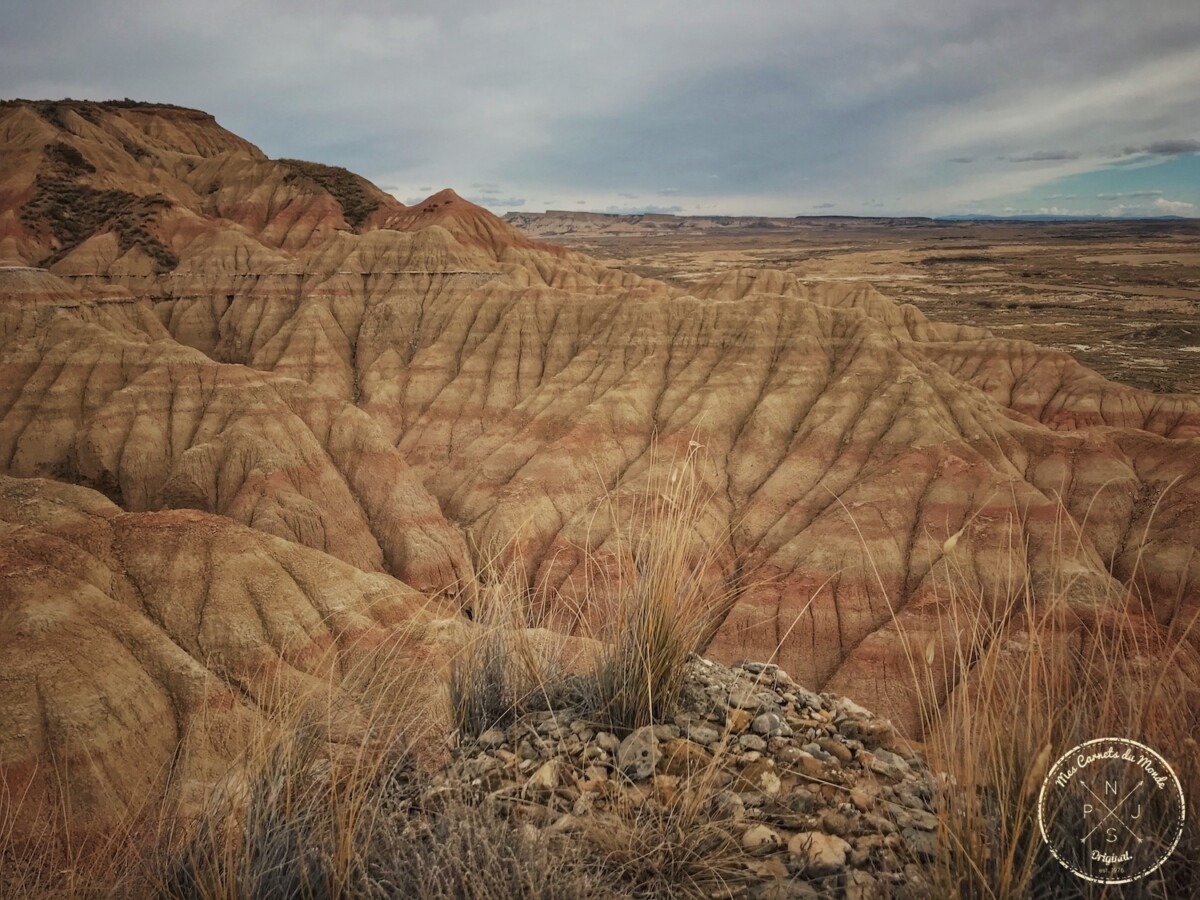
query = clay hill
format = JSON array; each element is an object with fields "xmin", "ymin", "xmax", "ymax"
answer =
[{"xmin": 2, "ymin": 99, "xmax": 1199, "ymax": 840}]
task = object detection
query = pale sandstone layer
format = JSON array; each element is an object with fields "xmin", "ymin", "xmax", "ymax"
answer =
[{"xmin": 2, "ymin": 102, "xmax": 1199, "ymax": 830}]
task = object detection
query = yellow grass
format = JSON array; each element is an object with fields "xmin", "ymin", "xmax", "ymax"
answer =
[{"xmin": 872, "ymin": 489, "xmax": 1200, "ymax": 899}]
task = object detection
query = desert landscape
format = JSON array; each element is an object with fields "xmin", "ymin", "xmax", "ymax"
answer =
[{"xmin": 1, "ymin": 99, "xmax": 1198, "ymax": 898}]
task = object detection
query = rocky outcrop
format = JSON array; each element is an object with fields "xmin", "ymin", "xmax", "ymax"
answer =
[{"xmin": 437, "ymin": 658, "xmax": 938, "ymax": 898}]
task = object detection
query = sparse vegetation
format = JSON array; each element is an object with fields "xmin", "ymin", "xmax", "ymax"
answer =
[
  {"xmin": 280, "ymin": 159, "xmax": 382, "ymax": 229},
  {"xmin": 20, "ymin": 174, "xmax": 178, "ymax": 270}
]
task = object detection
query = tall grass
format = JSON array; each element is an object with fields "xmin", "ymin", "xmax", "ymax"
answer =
[
  {"xmin": 890, "ymin": 493, "xmax": 1200, "ymax": 899},
  {"xmin": 449, "ymin": 440, "xmax": 739, "ymax": 735},
  {"xmin": 585, "ymin": 441, "xmax": 737, "ymax": 731},
  {"xmin": 448, "ymin": 557, "xmax": 568, "ymax": 740}
]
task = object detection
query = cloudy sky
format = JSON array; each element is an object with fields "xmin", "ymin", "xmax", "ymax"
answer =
[{"xmin": 3, "ymin": 0, "xmax": 1198, "ymax": 217}]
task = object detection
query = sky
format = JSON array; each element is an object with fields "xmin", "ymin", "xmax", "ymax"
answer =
[{"xmin": 2, "ymin": 0, "xmax": 1198, "ymax": 218}]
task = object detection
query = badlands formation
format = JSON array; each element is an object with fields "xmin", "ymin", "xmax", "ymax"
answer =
[{"xmin": 1, "ymin": 100, "xmax": 1199, "ymax": 842}]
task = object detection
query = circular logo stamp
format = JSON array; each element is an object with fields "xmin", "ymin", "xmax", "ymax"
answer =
[{"xmin": 1038, "ymin": 737, "xmax": 1186, "ymax": 884}]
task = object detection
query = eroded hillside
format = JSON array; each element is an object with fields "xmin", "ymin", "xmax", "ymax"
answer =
[{"xmin": 2, "ymin": 100, "xmax": 1199, "ymax": 836}]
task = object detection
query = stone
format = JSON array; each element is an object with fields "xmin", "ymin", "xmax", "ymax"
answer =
[
  {"xmin": 816, "ymin": 736, "xmax": 853, "ymax": 764},
  {"xmin": 477, "ymin": 728, "xmax": 507, "ymax": 750},
  {"xmin": 901, "ymin": 826, "xmax": 939, "ymax": 861},
  {"xmin": 617, "ymin": 726, "xmax": 661, "ymax": 780},
  {"xmin": 868, "ymin": 748, "xmax": 911, "ymax": 782},
  {"xmin": 527, "ymin": 758, "xmax": 560, "ymax": 794},
  {"xmin": 725, "ymin": 708, "xmax": 754, "ymax": 732},
  {"xmin": 742, "ymin": 824, "xmax": 783, "ymax": 851},
  {"xmin": 659, "ymin": 738, "xmax": 714, "ymax": 778},
  {"xmin": 597, "ymin": 731, "xmax": 621, "ymax": 752},
  {"xmin": 787, "ymin": 831, "xmax": 851, "ymax": 876},
  {"xmin": 845, "ymin": 869, "xmax": 883, "ymax": 900}
]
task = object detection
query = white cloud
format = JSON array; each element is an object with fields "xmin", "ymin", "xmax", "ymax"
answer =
[{"xmin": 1154, "ymin": 197, "xmax": 1196, "ymax": 214}]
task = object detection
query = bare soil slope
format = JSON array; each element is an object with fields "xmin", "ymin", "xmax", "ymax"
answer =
[{"xmin": 2, "ymin": 102, "xmax": 1198, "ymax": 836}]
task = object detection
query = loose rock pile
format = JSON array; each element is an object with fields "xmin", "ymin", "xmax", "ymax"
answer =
[{"xmin": 433, "ymin": 658, "xmax": 940, "ymax": 898}]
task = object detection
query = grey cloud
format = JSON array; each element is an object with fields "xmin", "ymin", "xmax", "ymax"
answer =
[
  {"xmin": 1005, "ymin": 150, "xmax": 1081, "ymax": 162},
  {"xmin": 618, "ymin": 192, "xmax": 638, "ymax": 199},
  {"xmin": 1126, "ymin": 139, "xmax": 1200, "ymax": 155},
  {"xmin": 604, "ymin": 204, "xmax": 684, "ymax": 215},
  {"xmin": 1097, "ymin": 190, "xmax": 1163, "ymax": 200},
  {"xmin": 949, "ymin": 156, "xmax": 975, "ymax": 163},
  {"xmin": 467, "ymin": 195, "xmax": 526, "ymax": 207},
  {"xmin": 2, "ymin": 0, "xmax": 1198, "ymax": 216},
  {"xmin": 813, "ymin": 202, "xmax": 836, "ymax": 209}
]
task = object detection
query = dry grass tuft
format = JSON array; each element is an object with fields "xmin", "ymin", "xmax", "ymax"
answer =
[
  {"xmin": 366, "ymin": 794, "xmax": 614, "ymax": 899},
  {"xmin": 584, "ymin": 441, "xmax": 736, "ymax": 732},
  {"xmin": 448, "ymin": 557, "xmax": 575, "ymax": 740},
  {"xmin": 579, "ymin": 780, "xmax": 750, "ymax": 899},
  {"xmin": 887, "ymin": 494, "xmax": 1200, "ymax": 899}
]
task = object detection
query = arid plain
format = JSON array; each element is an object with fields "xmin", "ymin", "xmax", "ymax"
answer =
[{"xmin": 510, "ymin": 211, "xmax": 1200, "ymax": 393}]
